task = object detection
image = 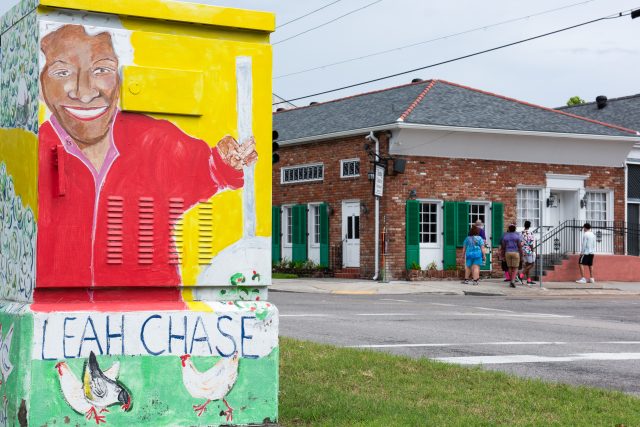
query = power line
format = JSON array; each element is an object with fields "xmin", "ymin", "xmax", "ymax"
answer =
[
  {"xmin": 275, "ymin": 0, "xmax": 598, "ymax": 79},
  {"xmin": 273, "ymin": 9, "xmax": 632, "ymax": 106},
  {"xmin": 277, "ymin": 0, "xmax": 343, "ymax": 29},
  {"xmin": 273, "ymin": 0, "xmax": 384, "ymax": 46}
]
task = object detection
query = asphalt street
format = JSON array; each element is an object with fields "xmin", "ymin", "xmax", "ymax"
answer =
[{"xmin": 271, "ymin": 292, "xmax": 640, "ymax": 396}]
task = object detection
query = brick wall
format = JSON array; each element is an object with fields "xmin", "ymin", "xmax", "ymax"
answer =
[{"xmin": 273, "ymin": 133, "xmax": 625, "ymax": 279}]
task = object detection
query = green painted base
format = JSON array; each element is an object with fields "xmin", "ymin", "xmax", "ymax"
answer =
[{"xmin": 0, "ymin": 301, "xmax": 279, "ymax": 426}]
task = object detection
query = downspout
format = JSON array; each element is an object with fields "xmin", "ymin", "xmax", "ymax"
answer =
[{"xmin": 368, "ymin": 131, "xmax": 380, "ymax": 280}]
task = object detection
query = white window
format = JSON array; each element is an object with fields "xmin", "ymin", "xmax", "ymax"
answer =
[
  {"xmin": 468, "ymin": 203, "xmax": 487, "ymax": 228},
  {"xmin": 419, "ymin": 202, "xmax": 438, "ymax": 244},
  {"xmin": 340, "ymin": 159, "xmax": 360, "ymax": 178},
  {"xmin": 517, "ymin": 188, "xmax": 541, "ymax": 229},
  {"xmin": 307, "ymin": 204, "xmax": 320, "ymax": 246},
  {"xmin": 281, "ymin": 163, "xmax": 324, "ymax": 184},
  {"xmin": 282, "ymin": 206, "xmax": 293, "ymax": 246},
  {"xmin": 585, "ymin": 191, "xmax": 607, "ymax": 224}
]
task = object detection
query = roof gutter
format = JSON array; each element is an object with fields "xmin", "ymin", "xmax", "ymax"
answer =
[
  {"xmin": 396, "ymin": 123, "xmax": 640, "ymax": 142},
  {"xmin": 277, "ymin": 122, "xmax": 639, "ymax": 146}
]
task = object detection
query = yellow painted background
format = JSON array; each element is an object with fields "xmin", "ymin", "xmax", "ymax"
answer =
[
  {"xmin": 0, "ymin": 129, "xmax": 38, "ymax": 217},
  {"xmin": 120, "ymin": 17, "xmax": 273, "ymax": 286}
]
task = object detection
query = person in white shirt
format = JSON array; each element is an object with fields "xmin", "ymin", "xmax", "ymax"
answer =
[{"xmin": 576, "ymin": 223, "xmax": 596, "ymax": 284}]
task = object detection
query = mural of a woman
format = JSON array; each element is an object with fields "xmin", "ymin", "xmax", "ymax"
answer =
[{"xmin": 36, "ymin": 24, "xmax": 258, "ymax": 287}]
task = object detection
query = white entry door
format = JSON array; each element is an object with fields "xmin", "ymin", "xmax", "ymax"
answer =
[{"xmin": 342, "ymin": 201, "xmax": 360, "ymax": 267}]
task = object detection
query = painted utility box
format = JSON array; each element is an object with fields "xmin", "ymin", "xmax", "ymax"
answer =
[{"xmin": 0, "ymin": 0, "xmax": 278, "ymax": 425}]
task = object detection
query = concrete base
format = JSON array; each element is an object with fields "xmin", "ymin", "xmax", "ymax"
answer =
[
  {"xmin": 543, "ymin": 254, "xmax": 640, "ymax": 282},
  {"xmin": 0, "ymin": 300, "xmax": 279, "ymax": 426}
]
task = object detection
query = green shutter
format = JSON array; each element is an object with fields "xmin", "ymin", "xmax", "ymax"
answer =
[
  {"xmin": 319, "ymin": 203, "xmax": 329, "ymax": 267},
  {"xmin": 405, "ymin": 200, "xmax": 420, "ymax": 269},
  {"xmin": 456, "ymin": 201, "xmax": 470, "ymax": 247},
  {"xmin": 491, "ymin": 202, "xmax": 504, "ymax": 248},
  {"xmin": 292, "ymin": 204, "xmax": 308, "ymax": 262},
  {"xmin": 443, "ymin": 201, "xmax": 457, "ymax": 269},
  {"xmin": 272, "ymin": 205, "xmax": 281, "ymax": 263}
]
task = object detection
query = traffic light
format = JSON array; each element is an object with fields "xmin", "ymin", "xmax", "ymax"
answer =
[{"xmin": 272, "ymin": 130, "xmax": 279, "ymax": 164}]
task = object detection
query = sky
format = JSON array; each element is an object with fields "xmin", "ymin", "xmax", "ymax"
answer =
[{"xmin": 2, "ymin": 0, "xmax": 639, "ymax": 108}]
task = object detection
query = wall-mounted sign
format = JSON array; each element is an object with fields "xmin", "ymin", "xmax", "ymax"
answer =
[{"xmin": 373, "ymin": 163, "xmax": 385, "ymax": 197}]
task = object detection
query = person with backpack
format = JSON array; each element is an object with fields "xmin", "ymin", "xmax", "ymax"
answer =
[
  {"xmin": 519, "ymin": 220, "xmax": 537, "ymax": 286},
  {"xmin": 462, "ymin": 225, "xmax": 486, "ymax": 286},
  {"xmin": 500, "ymin": 223, "xmax": 523, "ymax": 288}
]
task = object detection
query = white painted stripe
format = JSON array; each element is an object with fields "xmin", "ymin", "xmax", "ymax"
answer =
[
  {"xmin": 349, "ymin": 341, "xmax": 640, "ymax": 349},
  {"xmin": 279, "ymin": 314, "xmax": 329, "ymax": 318},
  {"xmin": 435, "ymin": 352, "xmax": 640, "ymax": 365},
  {"xmin": 379, "ymin": 299, "xmax": 412, "ymax": 303},
  {"xmin": 355, "ymin": 313, "xmax": 419, "ymax": 316},
  {"xmin": 430, "ymin": 303, "xmax": 457, "ymax": 307},
  {"xmin": 472, "ymin": 307, "xmax": 515, "ymax": 313},
  {"xmin": 454, "ymin": 313, "xmax": 573, "ymax": 318},
  {"xmin": 349, "ymin": 342, "xmax": 567, "ymax": 348}
]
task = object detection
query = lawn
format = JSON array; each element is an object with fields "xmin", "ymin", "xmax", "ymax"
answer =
[
  {"xmin": 279, "ymin": 337, "xmax": 639, "ymax": 426},
  {"xmin": 273, "ymin": 272, "xmax": 299, "ymax": 279}
]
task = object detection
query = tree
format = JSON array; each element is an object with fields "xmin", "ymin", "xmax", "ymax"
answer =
[{"xmin": 566, "ymin": 96, "xmax": 585, "ymax": 106}]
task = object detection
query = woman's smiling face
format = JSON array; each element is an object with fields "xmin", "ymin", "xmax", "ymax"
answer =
[{"xmin": 41, "ymin": 25, "xmax": 120, "ymax": 146}]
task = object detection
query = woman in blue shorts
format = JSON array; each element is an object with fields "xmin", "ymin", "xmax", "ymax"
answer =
[{"xmin": 462, "ymin": 225, "xmax": 486, "ymax": 286}]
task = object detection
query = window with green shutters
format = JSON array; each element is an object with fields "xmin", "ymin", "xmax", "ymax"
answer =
[
  {"xmin": 272, "ymin": 205, "xmax": 281, "ymax": 263},
  {"xmin": 405, "ymin": 200, "xmax": 420, "ymax": 269},
  {"xmin": 291, "ymin": 204, "xmax": 308, "ymax": 262}
]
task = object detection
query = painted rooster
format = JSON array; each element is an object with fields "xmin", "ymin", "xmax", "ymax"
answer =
[
  {"xmin": 180, "ymin": 352, "xmax": 239, "ymax": 421},
  {"xmin": 56, "ymin": 352, "xmax": 131, "ymax": 424}
]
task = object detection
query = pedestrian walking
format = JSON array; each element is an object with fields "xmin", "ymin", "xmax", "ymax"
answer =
[
  {"xmin": 519, "ymin": 220, "xmax": 536, "ymax": 286},
  {"xmin": 576, "ymin": 223, "xmax": 596, "ymax": 284},
  {"xmin": 500, "ymin": 224, "xmax": 523, "ymax": 288},
  {"xmin": 462, "ymin": 225, "xmax": 486, "ymax": 286}
]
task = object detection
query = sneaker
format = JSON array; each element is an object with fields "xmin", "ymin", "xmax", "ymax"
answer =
[
  {"xmin": 509, "ymin": 282, "xmax": 516, "ymax": 288},
  {"xmin": 527, "ymin": 278, "xmax": 537, "ymax": 285},
  {"xmin": 472, "ymin": 280, "xmax": 479, "ymax": 286},
  {"xmin": 576, "ymin": 278, "xmax": 587, "ymax": 284},
  {"xmin": 462, "ymin": 279, "xmax": 470, "ymax": 285},
  {"xmin": 503, "ymin": 278, "xmax": 510, "ymax": 282},
  {"xmin": 589, "ymin": 278, "xmax": 595, "ymax": 284},
  {"xmin": 519, "ymin": 273, "xmax": 525, "ymax": 280},
  {"xmin": 515, "ymin": 275, "xmax": 523, "ymax": 285}
]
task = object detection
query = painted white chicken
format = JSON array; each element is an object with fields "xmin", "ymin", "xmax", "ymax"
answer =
[
  {"xmin": 180, "ymin": 352, "xmax": 239, "ymax": 421},
  {"xmin": 56, "ymin": 352, "xmax": 131, "ymax": 425}
]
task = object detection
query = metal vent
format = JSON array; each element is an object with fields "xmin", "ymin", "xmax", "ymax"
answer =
[
  {"xmin": 138, "ymin": 197, "xmax": 154, "ymax": 265},
  {"xmin": 197, "ymin": 200, "xmax": 213, "ymax": 264},
  {"xmin": 169, "ymin": 198, "xmax": 184, "ymax": 265},
  {"xmin": 106, "ymin": 196, "xmax": 124, "ymax": 264}
]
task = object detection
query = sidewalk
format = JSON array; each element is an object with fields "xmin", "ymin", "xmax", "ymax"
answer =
[{"xmin": 270, "ymin": 277, "xmax": 640, "ymax": 296}]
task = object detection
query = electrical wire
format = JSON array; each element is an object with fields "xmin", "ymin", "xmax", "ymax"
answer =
[
  {"xmin": 273, "ymin": 0, "xmax": 384, "ymax": 46},
  {"xmin": 275, "ymin": 0, "xmax": 598, "ymax": 79},
  {"xmin": 273, "ymin": 9, "xmax": 633, "ymax": 106},
  {"xmin": 277, "ymin": 0, "xmax": 343, "ymax": 29}
]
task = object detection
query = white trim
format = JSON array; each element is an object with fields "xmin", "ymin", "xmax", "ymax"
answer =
[
  {"xmin": 340, "ymin": 158, "xmax": 361, "ymax": 178},
  {"xmin": 307, "ymin": 202, "xmax": 321, "ymax": 248},
  {"xmin": 396, "ymin": 123, "xmax": 640, "ymax": 142},
  {"xmin": 280, "ymin": 163, "xmax": 324, "ymax": 184},
  {"xmin": 545, "ymin": 173, "xmax": 590, "ymax": 181},
  {"xmin": 277, "ymin": 122, "xmax": 639, "ymax": 147}
]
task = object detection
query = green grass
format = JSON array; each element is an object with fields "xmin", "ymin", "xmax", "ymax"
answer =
[
  {"xmin": 273, "ymin": 272, "xmax": 299, "ymax": 279},
  {"xmin": 280, "ymin": 337, "xmax": 640, "ymax": 426}
]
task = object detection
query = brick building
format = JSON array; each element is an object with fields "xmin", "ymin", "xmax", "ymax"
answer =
[
  {"xmin": 272, "ymin": 80, "xmax": 639, "ymax": 280},
  {"xmin": 560, "ymin": 94, "xmax": 640, "ymax": 255}
]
